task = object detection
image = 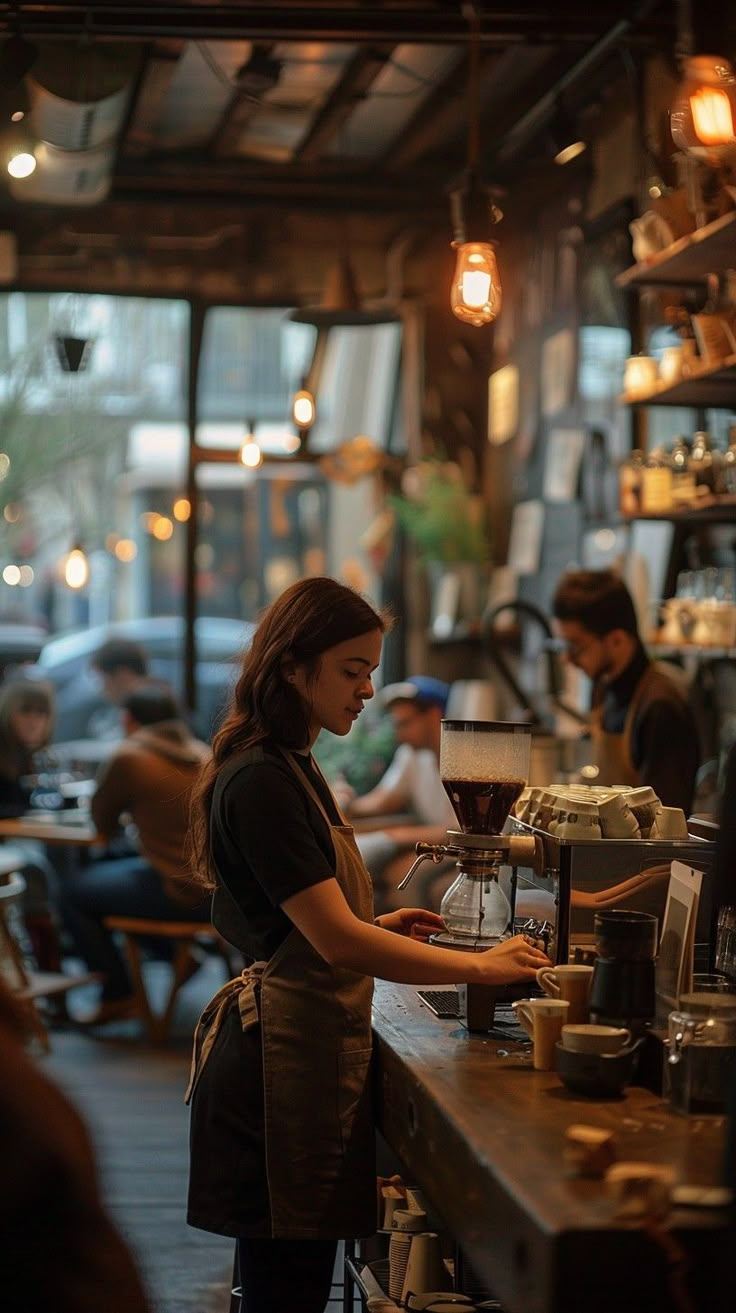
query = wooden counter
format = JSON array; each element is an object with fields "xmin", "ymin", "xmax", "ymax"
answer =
[{"xmin": 371, "ymin": 981, "xmax": 730, "ymax": 1313}]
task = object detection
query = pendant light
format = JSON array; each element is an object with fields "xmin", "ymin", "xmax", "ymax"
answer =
[
  {"xmin": 239, "ymin": 418, "xmax": 263, "ymax": 469},
  {"xmin": 62, "ymin": 543, "xmax": 89, "ymax": 590},
  {"xmin": 671, "ymin": 0, "xmax": 736, "ymax": 160},
  {"xmin": 289, "ymin": 248, "xmax": 399, "ymax": 328},
  {"xmin": 449, "ymin": 4, "xmax": 502, "ymax": 327},
  {"xmin": 291, "ymin": 386, "xmax": 316, "ymax": 432}
]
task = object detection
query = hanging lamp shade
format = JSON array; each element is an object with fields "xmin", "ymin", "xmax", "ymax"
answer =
[
  {"xmin": 289, "ymin": 251, "xmax": 399, "ymax": 327},
  {"xmin": 54, "ymin": 333, "xmax": 91, "ymax": 372}
]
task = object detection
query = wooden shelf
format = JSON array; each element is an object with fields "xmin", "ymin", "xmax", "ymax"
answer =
[
  {"xmin": 623, "ymin": 496, "xmax": 736, "ymax": 524},
  {"xmin": 616, "ymin": 211, "xmax": 736, "ymax": 288},
  {"xmin": 649, "ymin": 639, "xmax": 736, "ymax": 660},
  {"xmin": 619, "ymin": 353, "xmax": 736, "ymax": 408}
]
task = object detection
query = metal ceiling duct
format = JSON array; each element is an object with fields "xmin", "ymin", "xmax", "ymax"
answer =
[{"xmin": 9, "ymin": 40, "xmax": 140, "ymax": 205}]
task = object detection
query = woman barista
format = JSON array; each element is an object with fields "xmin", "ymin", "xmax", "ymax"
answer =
[{"xmin": 186, "ymin": 577, "xmax": 549, "ymax": 1313}]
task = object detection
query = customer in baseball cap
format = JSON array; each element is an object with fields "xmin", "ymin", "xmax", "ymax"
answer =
[{"xmin": 335, "ymin": 675, "xmax": 456, "ymax": 912}]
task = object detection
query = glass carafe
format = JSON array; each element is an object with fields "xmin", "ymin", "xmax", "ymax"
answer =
[{"xmin": 439, "ymin": 720, "xmax": 531, "ymax": 942}]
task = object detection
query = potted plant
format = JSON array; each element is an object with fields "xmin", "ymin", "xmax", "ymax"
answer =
[{"xmin": 390, "ymin": 456, "xmax": 491, "ymax": 633}]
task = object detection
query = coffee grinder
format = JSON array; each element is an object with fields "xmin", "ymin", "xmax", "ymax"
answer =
[{"xmin": 398, "ymin": 719, "xmax": 541, "ymax": 1031}]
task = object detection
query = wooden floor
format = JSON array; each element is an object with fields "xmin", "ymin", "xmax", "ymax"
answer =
[{"xmin": 42, "ymin": 957, "xmax": 352, "ymax": 1312}]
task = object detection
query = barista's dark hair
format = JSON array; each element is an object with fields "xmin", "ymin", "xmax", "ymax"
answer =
[
  {"xmin": 91, "ymin": 638, "xmax": 148, "ymax": 677},
  {"xmin": 189, "ymin": 577, "xmax": 390, "ymax": 888},
  {"xmin": 552, "ymin": 569, "xmax": 639, "ymax": 638}
]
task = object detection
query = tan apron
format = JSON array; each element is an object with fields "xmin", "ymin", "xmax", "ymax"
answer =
[
  {"xmin": 186, "ymin": 749, "xmax": 376, "ymax": 1239},
  {"xmin": 591, "ymin": 663, "xmax": 673, "ymax": 788}
]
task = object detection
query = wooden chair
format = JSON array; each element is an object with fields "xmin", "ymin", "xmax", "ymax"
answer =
[
  {"xmin": 0, "ymin": 870, "xmax": 99, "ymax": 1051},
  {"xmin": 103, "ymin": 916, "xmax": 238, "ymax": 1045}
]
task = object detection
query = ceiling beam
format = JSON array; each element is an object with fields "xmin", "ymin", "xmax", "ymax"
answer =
[
  {"xmin": 3, "ymin": 4, "xmax": 673, "ymax": 45},
  {"xmin": 295, "ymin": 46, "xmax": 394, "ymax": 164},
  {"xmin": 382, "ymin": 48, "xmax": 498, "ymax": 170},
  {"xmin": 122, "ymin": 41, "xmax": 186, "ymax": 158},
  {"xmin": 209, "ymin": 44, "xmax": 277, "ymax": 159},
  {"xmin": 109, "ymin": 160, "xmax": 448, "ymax": 214}
]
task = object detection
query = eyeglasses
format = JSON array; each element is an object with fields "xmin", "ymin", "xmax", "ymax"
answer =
[{"xmin": 564, "ymin": 635, "xmax": 601, "ymax": 662}]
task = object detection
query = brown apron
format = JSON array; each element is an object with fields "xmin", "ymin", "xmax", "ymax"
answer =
[
  {"xmin": 186, "ymin": 749, "xmax": 376, "ymax": 1239},
  {"xmin": 591, "ymin": 663, "xmax": 676, "ymax": 788}
]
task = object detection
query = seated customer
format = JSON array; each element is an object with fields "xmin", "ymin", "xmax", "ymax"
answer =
[
  {"xmin": 0, "ymin": 678, "xmax": 63, "ymax": 971},
  {"xmin": 61, "ymin": 683, "xmax": 211, "ymax": 1023},
  {"xmin": 89, "ymin": 636, "xmax": 149, "ymax": 740},
  {"xmin": 338, "ymin": 676, "xmax": 456, "ymax": 909},
  {"xmin": 553, "ymin": 569, "xmax": 699, "ymax": 813},
  {"xmin": 0, "ymin": 979, "xmax": 151, "ymax": 1313}
]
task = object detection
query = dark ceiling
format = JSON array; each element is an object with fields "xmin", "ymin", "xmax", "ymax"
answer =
[{"xmin": 0, "ymin": 1, "xmax": 729, "ymax": 294}]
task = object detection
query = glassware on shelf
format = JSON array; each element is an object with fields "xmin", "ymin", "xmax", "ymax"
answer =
[
  {"xmin": 689, "ymin": 429, "xmax": 720, "ymax": 494},
  {"xmin": 670, "ymin": 436, "xmax": 697, "ymax": 506},
  {"xmin": 722, "ymin": 425, "xmax": 736, "ymax": 495},
  {"xmin": 619, "ymin": 448, "xmax": 645, "ymax": 516},
  {"xmin": 640, "ymin": 447, "xmax": 673, "ymax": 513}
]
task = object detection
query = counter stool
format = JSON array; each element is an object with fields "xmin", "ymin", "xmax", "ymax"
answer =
[{"xmin": 103, "ymin": 916, "xmax": 237, "ymax": 1045}]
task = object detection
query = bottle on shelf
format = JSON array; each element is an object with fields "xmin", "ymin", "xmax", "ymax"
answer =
[
  {"xmin": 619, "ymin": 448, "xmax": 645, "ymax": 516},
  {"xmin": 721, "ymin": 425, "xmax": 736, "ymax": 496},
  {"xmin": 641, "ymin": 446, "xmax": 673, "ymax": 514},
  {"xmin": 689, "ymin": 429, "xmax": 720, "ymax": 495},
  {"xmin": 670, "ymin": 435, "xmax": 696, "ymax": 506}
]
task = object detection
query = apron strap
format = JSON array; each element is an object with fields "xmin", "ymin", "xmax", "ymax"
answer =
[
  {"xmin": 184, "ymin": 962, "xmax": 266, "ymax": 1104},
  {"xmin": 278, "ymin": 747, "xmax": 353, "ymax": 832}
]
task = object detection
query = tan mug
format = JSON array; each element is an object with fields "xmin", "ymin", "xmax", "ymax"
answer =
[
  {"xmin": 561, "ymin": 1023, "xmax": 632, "ymax": 1055},
  {"xmin": 513, "ymin": 997, "xmax": 570, "ymax": 1071},
  {"xmin": 536, "ymin": 964, "xmax": 594, "ymax": 1025}
]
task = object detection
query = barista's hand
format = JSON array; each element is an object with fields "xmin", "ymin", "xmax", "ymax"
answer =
[
  {"xmin": 375, "ymin": 908, "xmax": 446, "ymax": 942},
  {"xmin": 476, "ymin": 934, "xmax": 551, "ymax": 985}
]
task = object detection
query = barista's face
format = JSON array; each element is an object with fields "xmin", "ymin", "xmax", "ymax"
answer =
[
  {"xmin": 290, "ymin": 629, "xmax": 382, "ymax": 744},
  {"xmin": 556, "ymin": 619, "xmax": 614, "ymax": 682}
]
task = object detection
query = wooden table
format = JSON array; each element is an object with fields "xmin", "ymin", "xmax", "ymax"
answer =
[
  {"xmin": 371, "ymin": 981, "xmax": 730, "ymax": 1313},
  {"xmin": 0, "ymin": 813, "xmax": 100, "ymax": 847}
]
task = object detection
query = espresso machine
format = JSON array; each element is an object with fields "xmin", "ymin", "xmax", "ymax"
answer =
[{"xmin": 398, "ymin": 719, "xmax": 544, "ymax": 1031}]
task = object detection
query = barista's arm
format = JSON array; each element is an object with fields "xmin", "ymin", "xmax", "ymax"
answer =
[{"xmin": 282, "ymin": 879, "xmax": 549, "ymax": 985}]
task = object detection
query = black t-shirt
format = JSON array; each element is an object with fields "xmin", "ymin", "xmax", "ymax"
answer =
[{"xmin": 210, "ymin": 741, "xmax": 342, "ymax": 961}]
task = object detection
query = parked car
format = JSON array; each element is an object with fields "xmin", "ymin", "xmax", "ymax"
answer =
[
  {"xmin": 29, "ymin": 615, "xmax": 253, "ymax": 743},
  {"xmin": 0, "ymin": 623, "xmax": 48, "ymax": 682}
]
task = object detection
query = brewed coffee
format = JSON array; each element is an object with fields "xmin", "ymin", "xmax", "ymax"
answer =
[{"xmin": 442, "ymin": 778, "xmax": 525, "ymax": 835}]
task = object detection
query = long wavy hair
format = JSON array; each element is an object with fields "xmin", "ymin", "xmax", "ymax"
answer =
[
  {"xmin": 0, "ymin": 679, "xmax": 55, "ymax": 783},
  {"xmin": 190, "ymin": 576, "xmax": 389, "ymax": 888}
]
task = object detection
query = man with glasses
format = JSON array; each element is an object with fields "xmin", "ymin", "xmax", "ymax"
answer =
[
  {"xmin": 336, "ymin": 676, "xmax": 456, "ymax": 909},
  {"xmin": 553, "ymin": 569, "xmax": 699, "ymax": 812}
]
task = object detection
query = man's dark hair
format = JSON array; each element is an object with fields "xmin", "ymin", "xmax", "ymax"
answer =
[
  {"xmin": 121, "ymin": 682, "xmax": 179, "ymax": 726},
  {"xmin": 91, "ymin": 638, "xmax": 148, "ymax": 677},
  {"xmin": 552, "ymin": 569, "xmax": 639, "ymax": 638}
]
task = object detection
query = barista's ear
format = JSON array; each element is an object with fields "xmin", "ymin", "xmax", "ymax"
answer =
[{"xmin": 281, "ymin": 656, "xmax": 297, "ymax": 684}]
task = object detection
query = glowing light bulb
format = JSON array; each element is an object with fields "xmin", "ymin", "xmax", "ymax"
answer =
[
  {"xmin": 672, "ymin": 56, "xmax": 736, "ymax": 158},
  {"xmin": 690, "ymin": 86, "xmax": 734, "ymax": 144},
  {"xmin": 239, "ymin": 437, "xmax": 263, "ymax": 469},
  {"xmin": 2, "ymin": 564, "xmax": 20, "ymax": 586},
  {"xmin": 173, "ymin": 497, "xmax": 191, "ymax": 521},
  {"xmin": 152, "ymin": 515, "xmax": 173, "ymax": 541},
  {"xmin": 7, "ymin": 151, "xmax": 36, "ymax": 179},
  {"xmin": 291, "ymin": 389, "xmax": 315, "ymax": 429},
  {"xmin": 64, "ymin": 548, "xmax": 89, "ymax": 590},
  {"xmin": 450, "ymin": 242, "xmax": 502, "ymax": 326}
]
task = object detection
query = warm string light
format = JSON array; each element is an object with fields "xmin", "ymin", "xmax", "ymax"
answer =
[
  {"xmin": 239, "ymin": 419, "xmax": 263, "ymax": 469},
  {"xmin": 671, "ymin": 48, "xmax": 736, "ymax": 158},
  {"xmin": 291, "ymin": 388, "xmax": 316, "ymax": 430}
]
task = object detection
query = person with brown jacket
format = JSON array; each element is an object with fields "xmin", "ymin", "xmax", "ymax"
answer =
[{"xmin": 61, "ymin": 682, "xmax": 211, "ymax": 1024}]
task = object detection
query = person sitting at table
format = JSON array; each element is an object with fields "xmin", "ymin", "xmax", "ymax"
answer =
[
  {"xmin": 88, "ymin": 637, "xmax": 150, "ymax": 741},
  {"xmin": 0, "ymin": 677, "xmax": 64, "ymax": 972},
  {"xmin": 334, "ymin": 676, "xmax": 457, "ymax": 911},
  {"xmin": 60, "ymin": 682, "xmax": 211, "ymax": 1025}
]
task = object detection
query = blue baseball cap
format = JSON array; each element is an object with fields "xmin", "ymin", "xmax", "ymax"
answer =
[{"xmin": 380, "ymin": 676, "xmax": 450, "ymax": 713}]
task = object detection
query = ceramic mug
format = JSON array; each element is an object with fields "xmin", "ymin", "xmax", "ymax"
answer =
[
  {"xmin": 536, "ymin": 964, "xmax": 594, "ymax": 1024},
  {"xmin": 513, "ymin": 997, "xmax": 570, "ymax": 1070},
  {"xmin": 561, "ymin": 1023, "xmax": 632, "ymax": 1055}
]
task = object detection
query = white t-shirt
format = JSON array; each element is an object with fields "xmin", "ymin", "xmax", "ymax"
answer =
[{"xmin": 376, "ymin": 744, "xmax": 456, "ymax": 828}]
